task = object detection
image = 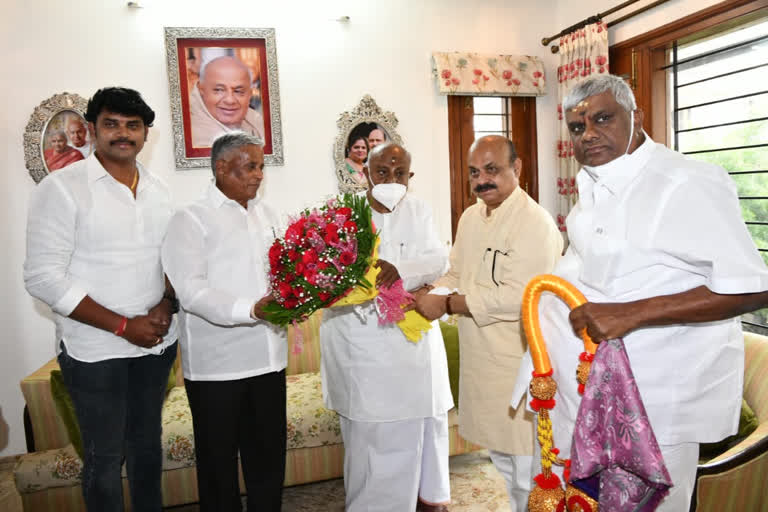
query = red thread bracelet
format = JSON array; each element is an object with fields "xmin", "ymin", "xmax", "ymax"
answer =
[{"xmin": 114, "ymin": 316, "xmax": 128, "ymax": 337}]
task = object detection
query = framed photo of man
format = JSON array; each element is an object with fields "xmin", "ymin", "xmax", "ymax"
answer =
[{"xmin": 164, "ymin": 27, "xmax": 284, "ymax": 168}]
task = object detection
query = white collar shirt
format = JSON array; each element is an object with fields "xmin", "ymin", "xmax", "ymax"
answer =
[
  {"xmin": 513, "ymin": 136, "xmax": 768, "ymax": 446},
  {"xmin": 161, "ymin": 183, "xmax": 286, "ymax": 381},
  {"xmin": 24, "ymin": 154, "xmax": 177, "ymax": 362}
]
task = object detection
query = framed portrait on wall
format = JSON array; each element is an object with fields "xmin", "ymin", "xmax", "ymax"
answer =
[
  {"xmin": 23, "ymin": 92, "xmax": 91, "ymax": 184},
  {"xmin": 164, "ymin": 27, "xmax": 284, "ymax": 169}
]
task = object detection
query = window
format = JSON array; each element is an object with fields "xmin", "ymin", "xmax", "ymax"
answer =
[
  {"xmin": 610, "ymin": 0, "xmax": 768, "ymax": 333},
  {"xmin": 668, "ymin": 19, "xmax": 768, "ymax": 333},
  {"xmin": 472, "ymin": 97, "xmax": 513, "ymax": 140},
  {"xmin": 446, "ymin": 95, "xmax": 538, "ymax": 239}
]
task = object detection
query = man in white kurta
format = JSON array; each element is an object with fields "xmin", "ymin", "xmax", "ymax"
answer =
[
  {"xmin": 320, "ymin": 144, "xmax": 454, "ymax": 512},
  {"xmin": 416, "ymin": 135, "xmax": 563, "ymax": 511},
  {"xmin": 162, "ymin": 133, "xmax": 286, "ymax": 511},
  {"xmin": 511, "ymin": 75, "xmax": 768, "ymax": 512}
]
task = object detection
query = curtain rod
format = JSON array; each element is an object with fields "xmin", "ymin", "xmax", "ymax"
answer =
[{"xmin": 543, "ymin": 0, "xmax": 672, "ymax": 53}]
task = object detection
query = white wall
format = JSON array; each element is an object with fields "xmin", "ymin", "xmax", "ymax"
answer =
[
  {"xmin": 0, "ymin": 0, "xmax": 722, "ymax": 456},
  {"xmin": 0, "ymin": 0, "xmax": 559, "ymax": 456}
]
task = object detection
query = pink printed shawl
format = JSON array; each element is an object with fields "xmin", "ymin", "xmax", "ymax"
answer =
[{"xmin": 569, "ymin": 338, "xmax": 673, "ymax": 511}]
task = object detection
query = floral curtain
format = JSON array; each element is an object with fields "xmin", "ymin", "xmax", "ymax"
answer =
[
  {"xmin": 432, "ymin": 52, "xmax": 546, "ymax": 96},
  {"xmin": 555, "ymin": 21, "xmax": 609, "ymax": 236}
]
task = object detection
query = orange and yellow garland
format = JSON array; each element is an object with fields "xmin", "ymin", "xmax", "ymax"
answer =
[{"xmin": 521, "ymin": 274, "xmax": 599, "ymax": 512}]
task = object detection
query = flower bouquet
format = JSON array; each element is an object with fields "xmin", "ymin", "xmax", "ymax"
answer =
[{"xmin": 262, "ymin": 194, "xmax": 432, "ymax": 352}]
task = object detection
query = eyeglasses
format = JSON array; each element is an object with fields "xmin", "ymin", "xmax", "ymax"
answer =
[{"xmin": 484, "ymin": 248, "xmax": 509, "ymax": 286}]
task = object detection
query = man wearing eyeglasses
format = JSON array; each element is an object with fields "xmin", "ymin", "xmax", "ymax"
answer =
[{"xmin": 416, "ymin": 135, "xmax": 563, "ymax": 511}]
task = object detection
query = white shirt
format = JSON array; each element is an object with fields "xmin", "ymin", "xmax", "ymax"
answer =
[
  {"xmin": 24, "ymin": 154, "xmax": 177, "ymax": 362},
  {"xmin": 320, "ymin": 194, "xmax": 454, "ymax": 421},
  {"xmin": 162, "ymin": 183, "xmax": 287, "ymax": 381},
  {"xmin": 512, "ymin": 136, "xmax": 768, "ymax": 445},
  {"xmin": 71, "ymin": 142, "xmax": 93, "ymax": 159}
]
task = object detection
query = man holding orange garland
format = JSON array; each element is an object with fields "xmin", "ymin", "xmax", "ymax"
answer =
[{"xmin": 512, "ymin": 74, "xmax": 768, "ymax": 512}]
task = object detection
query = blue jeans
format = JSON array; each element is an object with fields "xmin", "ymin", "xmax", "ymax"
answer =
[{"xmin": 58, "ymin": 341, "xmax": 177, "ymax": 512}]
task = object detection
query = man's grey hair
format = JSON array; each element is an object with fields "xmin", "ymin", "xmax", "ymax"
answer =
[
  {"xmin": 563, "ymin": 74, "xmax": 637, "ymax": 112},
  {"xmin": 210, "ymin": 132, "xmax": 263, "ymax": 174},
  {"xmin": 367, "ymin": 142, "xmax": 411, "ymax": 166},
  {"xmin": 199, "ymin": 56, "xmax": 253, "ymax": 85}
]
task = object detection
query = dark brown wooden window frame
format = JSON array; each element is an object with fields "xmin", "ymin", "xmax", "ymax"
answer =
[
  {"xmin": 610, "ymin": 0, "xmax": 768, "ymax": 141},
  {"xmin": 447, "ymin": 96, "xmax": 539, "ymax": 239}
]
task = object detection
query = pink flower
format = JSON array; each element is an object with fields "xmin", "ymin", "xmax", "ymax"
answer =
[
  {"xmin": 473, "ymin": 68, "xmax": 482, "ymax": 76},
  {"xmin": 512, "ymin": 78, "xmax": 521, "ymax": 86},
  {"xmin": 596, "ymin": 55, "xmax": 607, "ymax": 66},
  {"xmin": 506, "ymin": 80, "xmax": 512, "ymax": 86},
  {"xmin": 533, "ymin": 71, "xmax": 543, "ymax": 78},
  {"xmin": 441, "ymin": 69, "xmax": 452, "ymax": 79},
  {"xmin": 533, "ymin": 81, "xmax": 539, "ymax": 87},
  {"xmin": 482, "ymin": 75, "xmax": 489, "ymax": 81},
  {"xmin": 472, "ymin": 78, "xmax": 479, "ymax": 85},
  {"xmin": 444, "ymin": 79, "xmax": 451, "ymax": 86},
  {"xmin": 502, "ymin": 70, "xmax": 513, "ymax": 80},
  {"xmin": 451, "ymin": 77, "xmax": 460, "ymax": 85}
]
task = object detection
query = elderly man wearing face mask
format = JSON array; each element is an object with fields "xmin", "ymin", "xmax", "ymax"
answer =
[
  {"xmin": 508, "ymin": 75, "xmax": 768, "ymax": 511},
  {"xmin": 319, "ymin": 143, "xmax": 454, "ymax": 512},
  {"xmin": 416, "ymin": 135, "xmax": 563, "ymax": 511}
]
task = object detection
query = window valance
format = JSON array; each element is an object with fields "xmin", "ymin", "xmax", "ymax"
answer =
[{"xmin": 431, "ymin": 52, "xmax": 546, "ymax": 96}]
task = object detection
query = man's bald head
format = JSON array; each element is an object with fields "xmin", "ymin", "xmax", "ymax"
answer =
[
  {"xmin": 467, "ymin": 135, "xmax": 522, "ymax": 211},
  {"xmin": 197, "ymin": 56, "xmax": 253, "ymax": 128},
  {"xmin": 367, "ymin": 142, "xmax": 411, "ymax": 168},
  {"xmin": 66, "ymin": 117, "xmax": 88, "ymax": 148},
  {"xmin": 468, "ymin": 135, "xmax": 517, "ymax": 167}
]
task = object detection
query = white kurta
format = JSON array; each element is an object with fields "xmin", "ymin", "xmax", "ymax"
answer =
[
  {"xmin": 320, "ymin": 194, "xmax": 454, "ymax": 422},
  {"xmin": 433, "ymin": 187, "xmax": 563, "ymax": 454},
  {"xmin": 512, "ymin": 137, "xmax": 768, "ymax": 455}
]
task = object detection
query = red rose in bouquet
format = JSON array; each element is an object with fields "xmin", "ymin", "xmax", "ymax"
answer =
[{"xmin": 262, "ymin": 194, "xmax": 376, "ymax": 327}]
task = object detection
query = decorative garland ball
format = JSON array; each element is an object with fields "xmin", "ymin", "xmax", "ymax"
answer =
[
  {"xmin": 576, "ymin": 360, "xmax": 592, "ymax": 387},
  {"xmin": 528, "ymin": 485, "xmax": 565, "ymax": 512},
  {"xmin": 530, "ymin": 375, "xmax": 557, "ymax": 400},
  {"xmin": 565, "ymin": 484, "xmax": 598, "ymax": 511}
]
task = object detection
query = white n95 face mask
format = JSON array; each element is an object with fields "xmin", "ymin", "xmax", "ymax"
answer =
[{"xmin": 371, "ymin": 183, "xmax": 407, "ymax": 211}]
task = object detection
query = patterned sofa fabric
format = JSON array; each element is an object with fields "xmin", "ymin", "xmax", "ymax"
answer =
[{"xmin": 15, "ymin": 311, "xmax": 482, "ymax": 510}]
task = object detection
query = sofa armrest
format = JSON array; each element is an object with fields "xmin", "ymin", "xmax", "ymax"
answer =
[{"xmin": 19, "ymin": 358, "xmax": 69, "ymax": 451}]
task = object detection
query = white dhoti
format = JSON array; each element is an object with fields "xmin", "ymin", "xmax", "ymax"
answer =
[{"xmin": 339, "ymin": 413, "xmax": 450, "ymax": 512}]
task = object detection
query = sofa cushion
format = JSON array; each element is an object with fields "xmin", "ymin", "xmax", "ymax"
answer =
[
  {"xmin": 439, "ymin": 320, "xmax": 460, "ymax": 407},
  {"xmin": 14, "ymin": 444, "xmax": 83, "ymax": 493},
  {"xmin": 49, "ymin": 371, "xmax": 83, "ymax": 460},
  {"xmin": 161, "ymin": 387, "xmax": 197, "ymax": 470},
  {"xmin": 286, "ymin": 372, "xmax": 342, "ymax": 449},
  {"xmin": 699, "ymin": 398, "xmax": 760, "ymax": 461}
]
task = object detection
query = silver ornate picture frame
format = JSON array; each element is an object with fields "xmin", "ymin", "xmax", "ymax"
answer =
[
  {"xmin": 334, "ymin": 95, "xmax": 403, "ymax": 194},
  {"xmin": 164, "ymin": 27, "xmax": 284, "ymax": 169},
  {"xmin": 23, "ymin": 92, "xmax": 90, "ymax": 184}
]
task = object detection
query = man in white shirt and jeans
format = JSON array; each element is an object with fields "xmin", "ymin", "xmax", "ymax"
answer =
[
  {"xmin": 24, "ymin": 87, "xmax": 178, "ymax": 511},
  {"xmin": 162, "ymin": 132, "xmax": 286, "ymax": 511},
  {"xmin": 511, "ymin": 74, "xmax": 768, "ymax": 511}
]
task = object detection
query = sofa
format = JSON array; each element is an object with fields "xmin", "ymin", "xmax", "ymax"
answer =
[
  {"xmin": 14, "ymin": 313, "xmax": 480, "ymax": 510},
  {"xmin": 690, "ymin": 331, "xmax": 768, "ymax": 511}
]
